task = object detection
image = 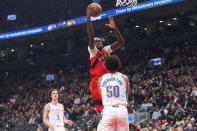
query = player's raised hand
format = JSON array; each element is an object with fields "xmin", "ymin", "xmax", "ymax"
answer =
[
  {"xmin": 105, "ymin": 17, "xmax": 116, "ymax": 29},
  {"xmin": 86, "ymin": 6, "xmax": 92, "ymax": 18}
]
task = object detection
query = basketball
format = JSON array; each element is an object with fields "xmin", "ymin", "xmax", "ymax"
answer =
[{"xmin": 88, "ymin": 3, "xmax": 102, "ymax": 17}]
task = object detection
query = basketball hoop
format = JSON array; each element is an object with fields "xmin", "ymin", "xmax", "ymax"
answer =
[{"xmin": 116, "ymin": 0, "xmax": 137, "ymax": 7}]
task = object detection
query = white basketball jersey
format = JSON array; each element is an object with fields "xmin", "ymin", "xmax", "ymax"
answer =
[
  {"xmin": 100, "ymin": 72, "xmax": 128, "ymax": 106},
  {"xmin": 48, "ymin": 103, "xmax": 64, "ymax": 127}
]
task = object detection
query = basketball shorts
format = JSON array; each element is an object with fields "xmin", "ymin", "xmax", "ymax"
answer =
[
  {"xmin": 90, "ymin": 78, "xmax": 103, "ymax": 113},
  {"xmin": 97, "ymin": 105, "xmax": 129, "ymax": 131}
]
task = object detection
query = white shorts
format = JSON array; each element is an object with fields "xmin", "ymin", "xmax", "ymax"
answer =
[
  {"xmin": 97, "ymin": 105, "xmax": 129, "ymax": 131},
  {"xmin": 48, "ymin": 127, "xmax": 65, "ymax": 131}
]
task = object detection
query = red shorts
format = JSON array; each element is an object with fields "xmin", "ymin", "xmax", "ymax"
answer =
[
  {"xmin": 90, "ymin": 78, "xmax": 103, "ymax": 113},
  {"xmin": 90, "ymin": 78, "xmax": 102, "ymax": 101}
]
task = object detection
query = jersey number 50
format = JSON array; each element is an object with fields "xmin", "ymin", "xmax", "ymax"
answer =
[{"xmin": 106, "ymin": 86, "xmax": 120, "ymax": 97}]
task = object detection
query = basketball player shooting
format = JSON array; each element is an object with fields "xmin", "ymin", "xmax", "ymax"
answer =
[
  {"xmin": 43, "ymin": 89, "xmax": 73, "ymax": 131},
  {"xmin": 97, "ymin": 55, "xmax": 130, "ymax": 131},
  {"xmin": 86, "ymin": 5, "xmax": 125, "ymax": 113}
]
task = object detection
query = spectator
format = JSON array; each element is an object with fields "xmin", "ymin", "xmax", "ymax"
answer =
[
  {"xmin": 29, "ymin": 114, "xmax": 35, "ymax": 125},
  {"xmin": 182, "ymin": 94, "xmax": 192, "ymax": 110},
  {"xmin": 152, "ymin": 106, "xmax": 161, "ymax": 121},
  {"xmin": 36, "ymin": 124, "xmax": 43, "ymax": 131},
  {"xmin": 176, "ymin": 127, "xmax": 183, "ymax": 131},
  {"xmin": 190, "ymin": 87, "xmax": 197, "ymax": 97},
  {"xmin": 73, "ymin": 95, "xmax": 81, "ymax": 105}
]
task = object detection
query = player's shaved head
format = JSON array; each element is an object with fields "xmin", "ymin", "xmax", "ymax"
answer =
[{"xmin": 94, "ymin": 37, "xmax": 103, "ymax": 50}]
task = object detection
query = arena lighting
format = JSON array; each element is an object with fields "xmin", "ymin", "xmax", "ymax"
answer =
[
  {"xmin": 30, "ymin": 44, "xmax": 33, "ymax": 47},
  {"xmin": 173, "ymin": 17, "xmax": 177, "ymax": 20},
  {"xmin": 11, "ymin": 49, "xmax": 15, "ymax": 52},
  {"xmin": 144, "ymin": 27, "xmax": 147, "ymax": 31},
  {"xmin": 41, "ymin": 42, "xmax": 44, "ymax": 46},
  {"xmin": 168, "ymin": 23, "xmax": 171, "ymax": 26},
  {"xmin": 0, "ymin": 0, "xmax": 184, "ymax": 40},
  {"xmin": 136, "ymin": 25, "xmax": 140, "ymax": 28},
  {"xmin": 7, "ymin": 14, "xmax": 16, "ymax": 21},
  {"xmin": 159, "ymin": 20, "xmax": 164, "ymax": 23}
]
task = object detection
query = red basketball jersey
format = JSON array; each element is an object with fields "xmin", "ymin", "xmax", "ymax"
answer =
[{"xmin": 89, "ymin": 49, "xmax": 110, "ymax": 79}]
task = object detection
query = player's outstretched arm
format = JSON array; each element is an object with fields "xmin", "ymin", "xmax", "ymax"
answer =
[
  {"xmin": 105, "ymin": 17, "xmax": 125, "ymax": 51},
  {"xmin": 43, "ymin": 104, "xmax": 55, "ymax": 130},
  {"xmin": 87, "ymin": 7, "xmax": 95, "ymax": 49}
]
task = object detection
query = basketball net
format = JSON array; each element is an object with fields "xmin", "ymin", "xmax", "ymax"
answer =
[{"xmin": 116, "ymin": 0, "xmax": 138, "ymax": 7}]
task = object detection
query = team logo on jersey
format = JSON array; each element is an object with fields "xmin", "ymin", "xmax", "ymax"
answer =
[
  {"xmin": 91, "ymin": 53, "xmax": 107, "ymax": 68},
  {"xmin": 98, "ymin": 53, "xmax": 107, "ymax": 62}
]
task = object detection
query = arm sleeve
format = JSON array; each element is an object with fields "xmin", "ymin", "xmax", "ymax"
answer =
[
  {"xmin": 103, "ymin": 45, "xmax": 112, "ymax": 54},
  {"xmin": 88, "ymin": 46, "xmax": 98, "ymax": 58}
]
